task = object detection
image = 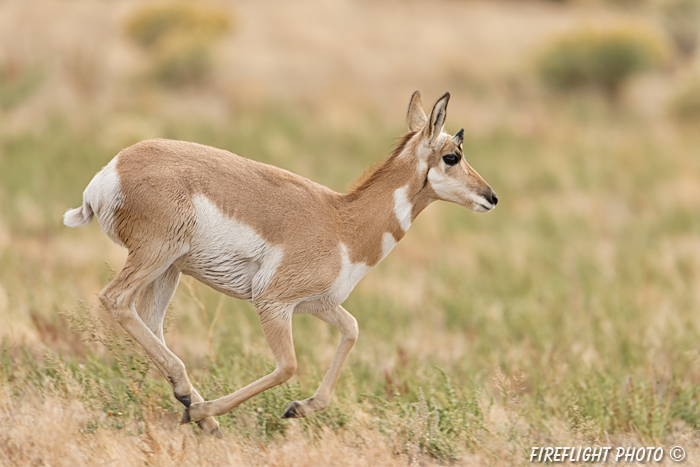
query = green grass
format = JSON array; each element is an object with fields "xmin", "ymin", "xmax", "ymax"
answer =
[{"xmin": 1, "ymin": 102, "xmax": 700, "ymax": 465}]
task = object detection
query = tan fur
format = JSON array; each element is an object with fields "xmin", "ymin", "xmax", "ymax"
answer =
[
  {"xmin": 115, "ymin": 140, "xmax": 343, "ymax": 302},
  {"xmin": 347, "ymin": 132, "xmax": 416, "ymax": 194},
  {"xmin": 64, "ymin": 92, "xmax": 497, "ymax": 435}
]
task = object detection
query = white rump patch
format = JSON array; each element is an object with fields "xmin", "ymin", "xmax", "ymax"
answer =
[
  {"xmin": 82, "ymin": 155, "xmax": 124, "ymax": 246},
  {"xmin": 393, "ymin": 185, "xmax": 413, "ymax": 232},
  {"xmin": 186, "ymin": 195, "xmax": 284, "ymax": 301}
]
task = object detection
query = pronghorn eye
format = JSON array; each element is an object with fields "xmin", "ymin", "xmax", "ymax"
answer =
[{"xmin": 442, "ymin": 154, "xmax": 460, "ymax": 166}]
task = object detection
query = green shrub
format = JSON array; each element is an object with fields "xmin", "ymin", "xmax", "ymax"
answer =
[
  {"xmin": 150, "ymin": 36, "xmax": 213, "ymax": 87},
  {"xmin": 537, "ymin": 27, "xmax": 667, "ymax": 98},
  {"xmin": 125, "ymin": 3, "xmax": 233, "ymax": 87},
  {"xmin": 669, "ymin": 77, "xmax": 700, "ymax": 121},
  {"xmin": 125, "ymin": 3, "xmax": 231, "ymax": 51}
]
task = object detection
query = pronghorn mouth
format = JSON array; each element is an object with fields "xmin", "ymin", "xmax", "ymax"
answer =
[{"xmin": 467, "ymin": 193, "xmax": 494, "ymax": 213}]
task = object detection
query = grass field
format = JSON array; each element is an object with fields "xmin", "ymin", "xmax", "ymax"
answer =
[{"xmin": 2, "ymin": 1, "xmax": 700, "ymax": 466}]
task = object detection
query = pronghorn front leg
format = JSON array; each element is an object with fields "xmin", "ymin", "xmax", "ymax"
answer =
[
  {"xmin": 182, "ymin": 305, "xmax": 297, "ymax": 423},
  {"xmin": 282, "ymin": 305, "xmax": 358, "ymax": 419}
]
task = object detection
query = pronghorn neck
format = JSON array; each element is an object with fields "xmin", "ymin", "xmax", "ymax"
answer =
[{"xmin": 338, "ymin": 133, "xmax": 433, "ymax": 267}]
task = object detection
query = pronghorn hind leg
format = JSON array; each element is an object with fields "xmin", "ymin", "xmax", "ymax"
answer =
[
  {"xmin": 282, "ymin": 305, "xmax": 358, "ymax": 419},
  {"xmin": 135, "ymin": 266, "xmax": 223, "ymax": 438},
  {"xmin": 99, "ymin": 247, "xmax": 195, "ymax": 413},
  {"xmin": 135, "ymin": 265, "xmax": 181, "ymax": 342},
  {"xmin": 182, "ymin": 306, "xmax": 297, "ymax": 423}
]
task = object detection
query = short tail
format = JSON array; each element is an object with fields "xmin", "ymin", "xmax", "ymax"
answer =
[{"xmin": 63, "ymin": 203, "xmax": 94, "ymax": 228}]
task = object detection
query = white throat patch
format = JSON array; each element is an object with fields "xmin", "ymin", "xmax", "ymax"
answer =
[
  {"xmin": 330, "ymin": 243, "xmax": 372, "ymax": 302},
  {"xmin": 393, "ymin": 185, "xmax": 413, "ymax": 232},
  {"xmin": 381, "ymin": 232, "xmax": 397, "ymax": 260}
]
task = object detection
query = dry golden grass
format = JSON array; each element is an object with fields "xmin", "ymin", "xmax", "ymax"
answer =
[
  {"xmin": 0, "ymin": 388, "xmax": 419, "ymax": 467},
  {"xmin": 3, "ymin": 385, "xmax": 699, "ymax": 466}
]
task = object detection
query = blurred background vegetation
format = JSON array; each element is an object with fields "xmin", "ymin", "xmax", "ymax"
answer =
[{"xmin": 1, "ymin": 0, "xmax": 700, "ymax": 465}]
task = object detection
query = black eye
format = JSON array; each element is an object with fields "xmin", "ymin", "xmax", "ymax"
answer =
[{"xmin": 442, "ymin": 154, "xmax": 460, "ymax": 166}]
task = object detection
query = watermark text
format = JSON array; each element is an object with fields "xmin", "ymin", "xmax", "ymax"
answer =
[{"xmin": 529, "ymin": 446, "xmax": 685, "ymax": 463}]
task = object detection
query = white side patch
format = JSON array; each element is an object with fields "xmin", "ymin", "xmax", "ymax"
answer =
[
  {"xmin": 187, "ymin": 195, "xmax": 284, "ymax": 301},
  {"xmin": 381, "ymin": 232, "xmax": 397, "ymax": 260},
  {"xmin": 393, "ymin": 185, "xmax": 413, "ymax": 232},
  {"xmin": 83, "ymin": 155, "xmax": 124, "ymax": 246}
]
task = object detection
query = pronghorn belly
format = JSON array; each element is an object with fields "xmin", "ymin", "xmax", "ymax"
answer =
[
  {"xmin": 182, "ymin": 195, "xmax": 284, "ymax": 301},
  {"xmin": 178, "ymin": 254, "xmax": 259, "ymax": 301}
]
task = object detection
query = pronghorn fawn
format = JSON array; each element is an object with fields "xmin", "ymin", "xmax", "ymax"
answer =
[{"xmin": 64, "ymin": 92, "xmax": 497, "ymax": 437}]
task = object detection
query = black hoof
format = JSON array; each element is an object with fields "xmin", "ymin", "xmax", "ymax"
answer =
[
  {"xmin": 176, "ymin": 394, "xmax": 191, "ymax": 408},
  {"xmin": 180, "ymin": 408, "xmax": 191, "ymax": 425},
  {"xmin": 282, "ymin": 401, "xmax": 303, "ymax": 419}
]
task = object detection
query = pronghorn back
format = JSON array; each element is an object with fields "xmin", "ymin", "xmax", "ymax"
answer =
[{"xmin": 100, "ymin": 139, "xmax": 339, "ymax": 247}]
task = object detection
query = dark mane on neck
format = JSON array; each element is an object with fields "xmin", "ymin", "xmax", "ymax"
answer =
[{"xmin": 346, "ymin": 131, "xmax": 417, "ymax": 197}]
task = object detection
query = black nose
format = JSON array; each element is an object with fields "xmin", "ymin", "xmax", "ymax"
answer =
[{"xmin": 487, "ymin": 192, "xmax": 498, "ymax": 206}]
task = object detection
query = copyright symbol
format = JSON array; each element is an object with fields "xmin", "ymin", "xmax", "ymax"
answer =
[{"xmin": 669, "ymin": 446, "xmax": 686, "ymax": 462}]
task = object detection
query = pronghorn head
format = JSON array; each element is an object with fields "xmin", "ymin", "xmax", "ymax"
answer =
[{"xmin": 407, "ymin": 91, "xmax": 498, "ymax": 213}]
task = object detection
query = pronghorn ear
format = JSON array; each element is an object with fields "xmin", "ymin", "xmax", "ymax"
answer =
[
  {"xmin": 453, "ymin": 128, "xmax": 464, "ymax": 146},
  {"xmin": 406, "ymin": 91, "xmax": 427, "ymax": 132},
  {"xmin": 426, "ymin": 92, "xmax": 450, "ymax": 144}
]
